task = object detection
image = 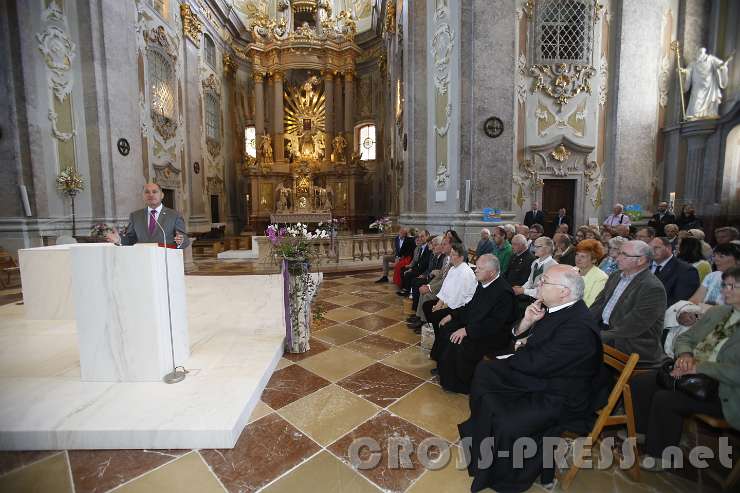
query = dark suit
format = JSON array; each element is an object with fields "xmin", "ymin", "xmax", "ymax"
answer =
[
  {"xmin": 654, "ymin": 257, "xmax": 700, "ymax": 307},
  {"xmin": 590, "ymin": 269, "xmax": 667, "ymax": 366},
  {"xmin": 122, "ymin": 206, "xmax": 190, "ymax": 249},
  {"xmin": 552, "ymin": 215, "xmax": 571, "ymax": 230},
  {"xmin": 402, "ymin": 245, "xmax": 432, "ymax": 291},
  {"xmin": 647, "ymin": 212, "xmax": 676, "ymax": 236},
  {"xmin": 557, "ymin": 247, "xmax": 576, "ymax": 266},
  {"xmin": 398, "ymin": 236, "xmax": 415, "ymax": 257},
  {"xmin": 458, "ymin": 300, "xmax": 602, "ymax": 492},
  {"xmin": 506, "ymin": 250, "xmax": 535, "ymax": 287},
  {"xmin": 523, "ymin": 209, "xmax": 545, "ymax": 227}
]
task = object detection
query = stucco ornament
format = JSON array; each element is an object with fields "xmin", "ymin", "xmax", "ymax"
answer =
[
  {"xmin": 36, "ymin": 25, "xmax": 76, "ymax": 102},
  {"xmin": 431, "ymin": 23, "xmax": 454, "ymax": 95}
]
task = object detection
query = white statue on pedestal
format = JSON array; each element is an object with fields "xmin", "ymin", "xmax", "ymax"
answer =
[{"xmin": 682, "ymin": 47, "xmax": 731, "ymax": 120}]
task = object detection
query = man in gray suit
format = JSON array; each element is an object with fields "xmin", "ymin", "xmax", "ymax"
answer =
[
  {"xmin": 106, "ymin": 182, "xmax": 190, "ymax": 249},
  {"xmin": 590, "ymin": 240, "xmax": 667, "ymax": 367}
]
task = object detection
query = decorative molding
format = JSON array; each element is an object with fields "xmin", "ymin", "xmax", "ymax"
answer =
[
  {"xmin": 180, "ymin": 3, "xmax": 203, "ymax": 47},
  {"xmin": 434, "ymin": 103, "xmax": 452, "ymax": 137},
  {"xmin": 514, "ymin": 158, "xmax": 543, "ymax": 208},
  {"xmin": 144, "ymin": 25, "xmax": 177, "ymax": 60},
  {"xmin": 584, "ymin": 159, "xmax": 605, "ymax": 208},
  {"xmin": 598, "ymin": 54, "xmax": 608, "ymax": 107},
  {"xmin": 385, "ymin": 0, "xmax": 396, "ymax": 34},
  {"xmin": 529, "ymin": 63, "xmax": 595, "ymax": 109},
  {"xmin": 153, "ymin": 162, "xmax": 182, "ymax": 189},
  {"xmin": 152, "ymin": 112, "xmax": 178, "ymax": 141},
  {"xmin": 551, "ymin": 144, "xmax": 571, "ymax": 162},
  {"xmin": 516, "ymin": 53, "xmax": 528, "ymax": 105},
  {"xmin": 36, "ymin": 25, "xmax": 76, "ymax": 102},
  {"xmin": 223, "ymin": 53, "xmax": 237, "ymax": 77},
  {"xmin": 207, "ymin": 175, "xmax": 225, "ymax": 194},
  {"xmin": 431, "ymin": 23, "xmax": 454, "ymax": 95},
  {"xmin": 435, "ymin": 162, "xmax": 449, "ymax": 189},
  {"xmin": 48, "ymin": 110, "xmax": 75, "ymax": 141},
  {"xmin": 42, "ymin": 1, "xmax": 64, "ymax": 23},
  {"xmin": 206, "ymin": 138, "xmax": 222, "ymax": 158},
  {"xmin": 202, "ymin": 73, "xmax": 221, "ymax": 96},
  {"xmin": 434, "ymin": 0, "xmax": 449, "ymax": 22},
  {"xmin": 535, "ymin": 98, "xmax": 586, "ymax": 137},
  {"xmin": 529, "ymin": 136, "xmax": 594, "ymax": 177}
]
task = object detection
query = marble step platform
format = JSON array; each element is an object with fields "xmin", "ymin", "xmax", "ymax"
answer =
[{"xmin": 0, "ymin": 275, "xmax": 286, "ymax": 450}]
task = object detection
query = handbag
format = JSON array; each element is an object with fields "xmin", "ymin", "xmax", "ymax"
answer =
[{"xmin": 656, "ymin": 360, "xmax": 719, "ymax": 402}]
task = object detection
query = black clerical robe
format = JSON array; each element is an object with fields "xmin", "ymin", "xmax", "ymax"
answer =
[
  {"xmin": 433, "ymin": 277, "xmax": 515, "ymax": 394},
  {"xmin": 458, "ymin": 300, "xmax": 601, "ymax": 493}
]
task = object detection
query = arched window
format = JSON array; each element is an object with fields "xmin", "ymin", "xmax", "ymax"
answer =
[
  {"xmin": 357, "ymin": 123, "xmax": 376, "ymax": 161},
  {"xmin": 205, "ymin": 93, "xmax": 220, "ymax": 142},
  {"xmin": 244, "ymin": 126, "xmax": 256, "ymax": 157},
  {"xmin": 535, "ymin": 0, "xmax": 594, "ymax": 64},
  {"xmin": 204, "ymin": 34, "xmax": 216, "ymax": 69},
  {"xmin": 148, "ymin": 51, "xmax": 175, "ymax": 119}
]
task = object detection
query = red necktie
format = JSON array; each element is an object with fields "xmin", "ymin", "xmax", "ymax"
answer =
[{"xmin": 148, "ymin": 209, "xmax": 156, "ymax": 235}]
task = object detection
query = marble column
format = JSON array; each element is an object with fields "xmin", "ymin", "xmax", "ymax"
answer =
[
  {"xmin": 183, "ymin": 35, "xmax": 206, "ymax": 220},
  {"xmin": 272, "ymin": 71, "xmax": 284, "ymax": 163},
  {"xmin": 323, "ymin": 70, "xmax": 335, "ymax": 160},
  {"xmin": 253, "ymin": 72, "xmax": 265, "ymax": 157},
  {"xmin": 335, "ymin": 74, "xmax": 344, "ymax": 140},
  {"xmin": 344, "ymin": 70, "xmax": 355, "ymax": 156}
]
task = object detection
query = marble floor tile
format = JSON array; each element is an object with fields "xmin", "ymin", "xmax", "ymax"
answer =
[
  {"xmin": 277, "ymin": 385, "xmax": 379, "ymax": 446},
  {"xmin": 260, "ymin": 364, "xmax": 331, "ymax": 409},
  {"xmin": 331, "ymin": 276, "xmax": 365, "ymax": 285},
  {"xmin": 379, "ymin": 323, "xmax": 422, "ymax": 345},
  {"xmin": 68, "ymin": 448, "xmax": 189, "ymax": 493},
  {"xmin": 282, "ymin": 338, "xmax": 332, "ymax": 362},
  {"xmin": 324, "ymin": 306, "xmax": 368, "ymax": 323},
  {"xmin": 115, "ymin": 452, "xmax": 223, "ymax": 493},
  {"xmin": 311, "ymin": 317, "xmax": 338, "ymax": 332},
  {"xmin": 388, "ymin": 383, "xmax": 470, "ymax": 442},
  {"xmin": 261, "ymin": 450, "xmax": 381, "ymax": 493},
  {"xmin": 313, "ymin": 300, "xmax": 342, "ymax": 314},
  {"xmin": 406, "ymin": 446, "xmax": 473, "ymax": 493},
  {"xmin": 200, "ymin": 413, "xmax": 320, "ymax": 493},
  {"xmin": 0, "ymin": 450, "xmax": 60, "ymax": 476},
  {"xmin": 381, "ymin": 345, "xmax": 437, "ymax": 380},
  {"xmin": 274, "ymin": 357, "xmax": 294, "ymax": 370},
  {"xmin": 319, "ymin": 281, "xmax": 346, "ymax": 290},
  {"xmin": 375, "ymin": 305, "xmax": 408, "ymax": 321},
  {"xmin": 0, "ymin": 452, "xmax": 73, "ymax": 493},
  {"xmin": 248, "ymin": 400, "xmax": 274, "ymax": 424},
  {"xmin": 315, "ymin": 288, "xmax": 342, "ymax": 300},
  {"xmin": 328, "ymin": 410, "xmax": 439, "ymax": 493},
  {"xmin": 347, "ymin": 314, "xmax": 400, "ymax": 332},
  {"xmin": 313, "ymin": 323, "xmax": 371, "ymax": 346},
  {"xmin": 344, "ymin": 334, "xmax": 410, "ymax": 360},
  {"xmin": 337, "ymin": 363, "xmax": 424, "ymax": 407},
  {"xmin": 297, "ymin": 346, "xmax": 375, "ymax": 382},
  {"xmin": 349, "ymin": 300, "xmax": 391, "ymax": 313},
  {"xmin": 324, "ymin": 294, "xmax": 368, "ymax": 307}
]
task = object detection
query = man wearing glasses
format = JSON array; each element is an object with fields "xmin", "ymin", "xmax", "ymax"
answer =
[{"xmin": 590, "ymin": 240, "xmax": 668, "ymax": 366}]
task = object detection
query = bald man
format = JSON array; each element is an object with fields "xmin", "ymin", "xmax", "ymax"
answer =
[{"xmin": 106, "ymin": 182, "xmax": 190, "ymax": 249}]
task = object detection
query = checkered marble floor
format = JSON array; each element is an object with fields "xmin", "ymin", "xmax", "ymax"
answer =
[{"xmin": 0, "ymin": 271, "xmax": 726, "ymax": 492}]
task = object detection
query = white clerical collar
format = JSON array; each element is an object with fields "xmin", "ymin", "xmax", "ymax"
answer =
[
  {"xmin": 547, "ymin": 299, "xmax": 578, "ymax": 313},
  {"xmin": 481, "ymin": 273, "xmax": 499, "ymax": 289},
  {"xmin": 148, "ymin": 204, "xmax": 163, "ymax": 215}
]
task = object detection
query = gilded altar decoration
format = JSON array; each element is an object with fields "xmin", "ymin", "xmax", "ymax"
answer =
[
  {"xmin": 259, "ymin": 133, "xmax": 274, "ymax": 163},
  {"xmin": 179, "ymin": 3, "xmax": 203, "ymax": 47},
  {"xmin": 529, "ymin": 63, "xmax": 596, "ymax": 108},
  {"xmin": 223, "ymin": 53, "xmax": 237, "ymax": 77},
  {"xmin": 332, "ymin": 134, "xmax": 347, "ymax": 162},
  {"xmin": 551, "ymin": 144, "xmax": 571, "ymax": 162},
  {"xmin": 385, "ymin": 0, "xmax": 396, "ymax": 34},
  {"xmin": 284, "ymin": 76, "xmax": 327, "ymax": 162}
]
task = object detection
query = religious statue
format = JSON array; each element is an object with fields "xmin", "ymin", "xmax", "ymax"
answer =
[
  {"xmin": 275, "ymin": 182, "xmax": 292, "ymax": 212},
  {"xmin": 260, "ymin": 133, "xmax": 273, "ymax": 163},
  {"xmin": 314, "ymin": 186, "xmax": 333, "ymax": 211},
  {"xmin": 332, "ymin": 134, "xmax": 347, "ymax": 162},
  {"xmin": 681, "ymin": 47, "xmax": 732, "ymax": 120}
]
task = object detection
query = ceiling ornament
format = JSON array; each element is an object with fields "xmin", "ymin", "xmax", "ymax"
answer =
[
  {"xmin": 180, "ymin": 3, "xmax": 203, "ymax": 47},
  {"xmin": 529, "ymin": 63, "xmax": 595, "ymax": 109}
]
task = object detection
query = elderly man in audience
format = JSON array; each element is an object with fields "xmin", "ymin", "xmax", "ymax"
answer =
[
  {"xmin": 648, "ymin": 201, "xmax": 675, "ymax": 237},
  {"xmin": 407, "ymin": 235, "xmax": 446, "ymax": 320},
  {"xmin": 491, "ymin": 226, "xmax": 513, "ymax": 273},
  {"xmin": 553, "ymin": 233, "xmax": 576, "ymax": 266},
  {"xmin": 650, "ymin": 237, "xmax": 700, "ymax": 307},
  {"xmin": 613, "ymin": 223, "xmax": 632, "ymax": 239},
  {"xmin": 714, "ymin": 226, "xmax": 739, "ymax": 246},
  {"xmin": 503, "ymin": 223, "xmax": 516, "ymax": 242},
  {"xmin": 475, "ymin": 228, "xmax": 494, "ymax": 259},
  {"xmin": 590, "ymin": 240, "xmax": 667, "ymax": 367},
  {"xmin": 664, "ymin": 223, "xmax": 680, "ymax": 250},
  {"xmin": 458, "ymin": 265, "xmax": 602, "ymax": 492},
  {"xmin": 432, "ymin": 255, "xmax": 515, "ymax": 394},
  {"xmin": 575, "ymin": 239, "xmax": 608, "ymax": 307},
  {"xmin": 406, "ymin": 237, "xmax": 453, "ymax": 331},
  {"xmin": 506, "ymin": 233, "xmax": 535, "ymax": 288},
  {"xmin": 635, "ymin": 226, "xmax": 657, "ymax": 244},
  {"xmin": 377, "ymin": 227, "xmax": 415, "ymax": 283},
  {"xmin": 527, "ymin": 224, "xmax": 544, "ymax": 254},
  {"xmin": 515, "ymin": 224, "xmax": 531, "ymax": 239},
  {"xmin": 599, "ymin": 236, "xmax": 628, "ymax": 274},
  {"xmin": 513, "ymin": 236, "xmax": 558, "ymax": 318},
  {"xmin": 422, "ymin": 243, "xmax": 477, "ymax": 338},
  {"xmin": 631, "ymin": 266, "xmax": 740, "ymax": 472},
  {"xmin": 603, "ymin": 203, "xmax": 631, "ymax": 227},
  {"xmin": 397, "ymin": 230, "xmax": 431, "ymax": 296}
]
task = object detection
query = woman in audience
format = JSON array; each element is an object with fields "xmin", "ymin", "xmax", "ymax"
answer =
[
  {"xmin": 584, "ymin": 226, "xmax": 602, "ymax": 242},
  {"xmin": 677, "ymin": 236, "xmax": 711, "ymax": 282},
  {"xmin": 632, "ymin": 266, "xmax": 740, "ymax": 471},
  {"xmin": 677, "ymin": 204, "xmax": 703, "ymax": 230},
  {"xmin": 599, "ymin": 236, "xmax": 628, "ymax": 275},
  {"xmin": 689, "ymin": 243, "xmax": 740, "ymax": 308},
  {"xmin": 575, "ymin": 226, "xmax": 590, "ymax": 245},
  {"xmin": 575, "ymin": 239, "xmax": 608, "ymax": 306}
]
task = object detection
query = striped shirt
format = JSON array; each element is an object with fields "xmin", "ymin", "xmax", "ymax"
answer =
[{"xmin": 601, "ymin": 269, "xmax": 644, "ymax": 325}]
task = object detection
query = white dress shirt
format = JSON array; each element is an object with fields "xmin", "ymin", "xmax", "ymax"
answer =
[
  {"xmin": 147, "ymin": 204, "xmax": 163, "ymax": 224},
  {"xmin": 437, "ymin": 262, "xmax": 477, "ymax": 309},
  {"xmin": 523, "ymin": 255, "xmax": 558, "ymax": 297}
]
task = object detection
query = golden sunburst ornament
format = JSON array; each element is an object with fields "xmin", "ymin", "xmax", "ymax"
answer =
[{"xmin": 284, "ymin": 76, "xmax": 326, "ymax": 136}]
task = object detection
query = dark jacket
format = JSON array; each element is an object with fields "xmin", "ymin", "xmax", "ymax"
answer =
[
  {"xmin": 395, "ymin": 236, "xmax": 415, "ymax": 257},
  {"xmin": 557, "ymin": 247, "xmax": 576, "ymax": 266},
  {"xmin": 524, "ymin": 209, "xmax": 545, "ymax": 227},
  {"xmin": 655, "ymin": 257, "xmax": 700, "ymax": 307},
  {"xmin": 409, "ymin": 244, "xmax": 432, "ymax": 275},
  {"xmin": 122, "ymin": 206, "xmax": 190, "ymax": 249},
  {"xmin": 506, "ymin": 249, "xmax": 535, "ymax": 287},
  {"xmin": 475, "ymin": 238, "xmax": 495, "ymax": 258},
  {"xmin": 425, "ymin": 252, "xmax": 446, "ymax": 278},
  {"xmin": 647, "ymin": 211, "xmax": 676, "ymax": 236},
  {"xmin": 590, "ymin": 269, "xmax": 667, "ymax": 366},
  {"xmin": 552, "ymin": 215, "xmax": 571, "ymax": 230}
]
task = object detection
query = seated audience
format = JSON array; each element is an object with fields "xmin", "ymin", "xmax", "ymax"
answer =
[
  {"xmin": 688, "ymin": 243, "xmax": 740, "ymax": 309},
  {"xmin": 604, "ymin": 203, "xmax": 631, "ymax": 227},
  {"xmin": 664, "ymin": 223, "xmax": 679, "ymax": 250},
  {"xmin": 599, "ymin": 236, "xmax": 628, "ymax": 275},
  {"xmin": 584, "ymin": 226, "xmax": 602, "ymax": 242},
  {"xmin": 676, "ymin": 236, "xmax": 711, "ymax": 282},
  {"xmin": 647, "ymin": 201, "xmax": 676, "ymax": 237},
  {"xmin": 398, "ymin": 230, "xmax": 431, "ymax": 295},
  {"xmin": 527, "ymin": 224, "xmax": 544, "ymax": 254},
  {"xmin": 635, "ymin": 226, "xmax": 656, "ymax": 243},
  {"xmin": 491, "ymin": 226, "xmax": 513, "ymax": 273},
  {"xmin": 651, "ymin": 237, "xmax": 700, "ymax": 307},
  {"xmin": 601, "ymin": 228, "xmax": 613, "ymax": 244},
  {"xmin": 613, "ymin": 223, "xmax": 632, "ymax": 239},
  {"xmin": 503, "ymin": 223, "xmax": 516, "ymax": 242},
  {"xmin": 377, "ymin": 227, "xmax": 415, "ymax": 283},
  {"xmin": 513, "ymin": 236, "xmax": 557, "ymax": 299},
  {"xmin": 687, "ymin": 228, "xmax": 713, "ymax": 260},
  {"xmin": 677, "ymin": 204, "xmax": 703, "ymax": 230},
  {"xmin": 458, "ymin": 265, "xmax": 602, "ymax": 492},
  {"xmin": 714, "ymin": 226, "xmax": 739, "ymax": 246},
  {"xmin": 506, "ymin": 234, "xmax": 535, "ymax": 287},
  {"xmin": 554, "ymin": 233, "xmax": 576, "ymax": 266},
  {"xmin": 631, "ymin": 266, "xmax": 740, "ymax": 471},
  {"xmin": 475, "ymin": 228, "xmax": 494, "ymax": 258},
  {"xmin": 433, "ymin": 255, "xmax": 515, "ymax": 394},
  {"xmin": 575, "ymin": 239, "xmax": 608, "ymax": 307},
  {"xmin": 590, "ymin": 240, "xmax": 667, "ymax": 367},
  {"xmin": 408, "ymin": 237, "xmax": 453, "ymax": 330},
  {"xmin": 556, "ymin": 223, "xmax": 570, "ymax": 235},
  {"xmin": 394, "ymin": 230, "xmax": 424, "ymax": 287},
  {"xmin": 408, "ymin": 235, "xmax": 446, "ymax": 315}
]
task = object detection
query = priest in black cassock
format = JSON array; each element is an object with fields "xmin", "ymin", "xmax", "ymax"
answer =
[
  {"xmin": 433, "ymin": 254, "xmax": 515, "ymax": 394},
  {"xmin": 458, "ymin": 265, "xmax": 602, "ymax": 493}
]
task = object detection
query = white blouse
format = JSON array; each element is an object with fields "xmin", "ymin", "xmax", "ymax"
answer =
[{"xmin": 437, "ymin": 262, "xmax": 478, "ymax": 309}]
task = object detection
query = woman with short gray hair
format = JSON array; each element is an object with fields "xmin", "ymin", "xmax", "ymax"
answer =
[{"xmin": 599, "ymin": 236, "xmax": 628, "ymax": 275}]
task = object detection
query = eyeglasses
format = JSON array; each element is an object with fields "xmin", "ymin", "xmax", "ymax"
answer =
[
  {"xmin": 617, "ymin": 251, "xmax": 643, "ymax": 258},
  {"xmin": 537, "ymin": 277, "xmax": 567, "ymax": 288},
  {"xmin": 534, "ymin": 244, "xmax": 546, "ymax": 249}
]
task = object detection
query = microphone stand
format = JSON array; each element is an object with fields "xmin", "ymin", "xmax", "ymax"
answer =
[{"xmin": 154, "ymin": 217, "xmax": 188, "ymax": 384}]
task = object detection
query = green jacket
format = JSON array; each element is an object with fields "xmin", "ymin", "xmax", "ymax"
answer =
[
  {"xmin": 675, "ymin": 305, "xmax": 740, "ymax": 430},
  {"xmin": 494, "ymin": 241, "xmax": 513, "ymax": 274}
]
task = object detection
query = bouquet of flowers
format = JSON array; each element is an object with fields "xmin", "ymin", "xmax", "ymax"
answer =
[
  {"xmin": 90, "ymin": 223, "xmax": 115, "ymax": 239},
  {"xmin": 266, "ymin": 222, "xmax": 329, "ymax": 262},
  {"xmin": 369, "ymin": 216, "xmax": 392, "ymax": 232},
  {"xmin": 56, "ymin": 166, "xmax": 84, "ymax": 196}
]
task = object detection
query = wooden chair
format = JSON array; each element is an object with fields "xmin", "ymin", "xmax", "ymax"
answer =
[
  {"xmin": 690, "ymin": 414, "xmax": 740, "ymax": 491},
  {"xmin": 558, "ymin": 345, "xmax": 641, "ymax": 490}
]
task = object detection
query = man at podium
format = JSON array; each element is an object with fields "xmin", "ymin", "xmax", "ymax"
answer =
[{"xmin": 106, "ymin": 183, "xmax": 190, "ymax": 249}]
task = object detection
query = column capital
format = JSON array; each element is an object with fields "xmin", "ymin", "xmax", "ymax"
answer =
[
  {"xmin": 342, "ymin": 69, "xmax": 355, "ymax": 80},
  {"xmin": 269, "ymin": 70, "xmax": 284, "ymax": 82},
  {"xmin": 321, "ymin": 69, "xmax": 336, "ymax": 80},
  {"xmin": 252, "ymin": 71, "xmax": 265, "ymax": 83}
]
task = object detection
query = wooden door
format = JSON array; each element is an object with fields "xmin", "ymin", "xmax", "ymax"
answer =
[{"xmin": 542, "ymin": 179, "xmax": 576, "ymax": 236}]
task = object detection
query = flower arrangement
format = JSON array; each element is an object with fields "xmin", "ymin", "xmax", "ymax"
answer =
[
  {"xmin": 56, "ymin": 166, "xmax": 85, "ymax": 196},
  {"xmin": 369, "ymin": 216, "xmax": 392, "ymax": 232},
  {"xmin": 90, "ymin": 223, "xmax": 115, "ymax": 239},
  {"xmin": 266, "ymin": 222, "xmax": 329, "ymax": 262}
]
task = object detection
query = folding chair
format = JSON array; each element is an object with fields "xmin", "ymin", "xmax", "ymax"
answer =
[
  {"xmin": 558, "ymin": 344, "xmax": 641, "ymax": 490},
  {"xmin": 690, "ymin": 414, "xmax": 740, "ymax": 491}
]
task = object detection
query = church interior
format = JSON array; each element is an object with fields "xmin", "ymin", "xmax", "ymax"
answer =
[{"xmin": 0, "ymin": 0, "xmax": 739, "ymax": 492}]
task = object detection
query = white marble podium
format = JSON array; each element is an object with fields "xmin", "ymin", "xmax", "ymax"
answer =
[{"xmin": 18, "ymin": 243, "xmax": 189, "ymax": 382}]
